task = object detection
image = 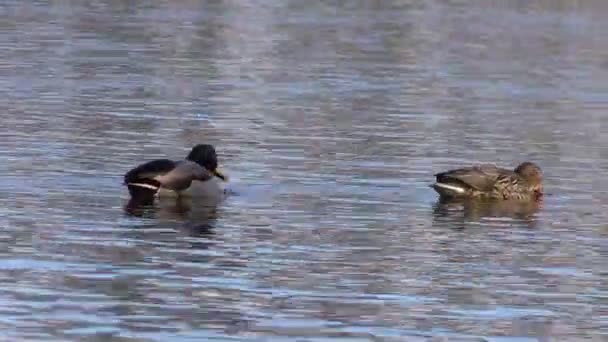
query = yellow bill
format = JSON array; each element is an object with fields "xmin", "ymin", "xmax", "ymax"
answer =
[{"xmin": 212, "ymin": 168, "xmax": 228, "ymax": 181}]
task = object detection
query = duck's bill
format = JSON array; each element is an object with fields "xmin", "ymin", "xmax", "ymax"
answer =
[{"xmin": 212, "ymin": 169, "xmax": 228, "ymax": 181}]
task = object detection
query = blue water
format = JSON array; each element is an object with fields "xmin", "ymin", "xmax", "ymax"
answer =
[{"xmin": 1, "ymin": 0, "xmax": 608, "ymax": 340}]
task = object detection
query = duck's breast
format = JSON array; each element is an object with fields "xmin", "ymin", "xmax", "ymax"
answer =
[
  {"xmin": 185, "ymin": 178, "xmax": 223, "ymax": 196},
  {"xmin": 158, "ymin": 177, "xmax": 226, "ymax": 204}
]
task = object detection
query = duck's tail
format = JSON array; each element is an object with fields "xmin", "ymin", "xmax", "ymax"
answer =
[
  {"xmin": 124, "ymin": 163, "xmax": 163, "ymax": 205},
  {"xmin": 125, "ymin": 179, "xmax": 160, "ymax": 205}
]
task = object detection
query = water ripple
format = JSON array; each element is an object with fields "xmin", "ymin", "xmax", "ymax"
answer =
[{"xmin": 1, "ymin": 0, "xmax": 608, "ymax": 341}]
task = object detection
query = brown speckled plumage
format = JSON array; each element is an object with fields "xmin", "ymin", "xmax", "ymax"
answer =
[{"xmin": 431, "ymin": 162, "xmax": 543, "ymax": 200}]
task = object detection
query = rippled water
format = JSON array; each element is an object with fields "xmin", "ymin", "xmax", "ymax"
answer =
[{"xmin": 1, "ymin": 1, "xmax": 608, "ymax": 340}]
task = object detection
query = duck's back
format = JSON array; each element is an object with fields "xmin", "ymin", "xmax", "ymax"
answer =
[
  {"xmin": 435, "ymin": 165, "xmax": 504, "ymax": 189},
  {"xmin": 124, "ymin": 159, "xmax": 176, "ymax": 185}
]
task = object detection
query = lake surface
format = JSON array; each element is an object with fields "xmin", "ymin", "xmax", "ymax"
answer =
[{"xmin": 1, "ymin": 1, "xmax": 608, "ymax": 340}]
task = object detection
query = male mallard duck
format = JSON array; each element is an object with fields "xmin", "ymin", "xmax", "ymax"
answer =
[
  {"xmin": 124, "ymin": 144, "xmax": 227, "ymax": 204},
  {"xmin": 431, "ymin": 162, "xmax": 543, "ymax": 200}
]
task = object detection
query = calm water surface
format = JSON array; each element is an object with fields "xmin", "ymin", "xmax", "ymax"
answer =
[{"xmin": 1, "ymin": 1, "xmax": 608, "ymax": 341}]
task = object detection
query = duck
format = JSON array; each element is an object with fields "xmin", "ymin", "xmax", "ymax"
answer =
[
  {"xmin": 431, "ymin": 162, "xmax": 543, "ymax": 200},
  {"xmin": 124, "ymin": 144, "xmax": 227, "ymax": 205}
]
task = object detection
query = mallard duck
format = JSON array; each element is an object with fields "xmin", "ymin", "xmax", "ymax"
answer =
[
  {"xmin": 124, "ymin": 144, "xmax": 227, "ymax": 204},
  {"xmin": 431, "ymin": 162, "xmax": 543, "ymax": 200}
]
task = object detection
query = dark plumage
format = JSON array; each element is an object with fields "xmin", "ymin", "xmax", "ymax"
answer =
[
  {"xmin": 124, "ymin": 159, "xmax": 176, "ymax": 186},
  {"xmin": 431, "ymin": 162, "xmax": 543, "ymax": 200},
  {"xmin": 124, "ymin": 144, "xmax": 227, "ymax": 204}
]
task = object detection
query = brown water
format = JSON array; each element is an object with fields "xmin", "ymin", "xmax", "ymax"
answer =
[{"xmin": 1, "ymin": 1, "xmax": 608, "ymax": 341}]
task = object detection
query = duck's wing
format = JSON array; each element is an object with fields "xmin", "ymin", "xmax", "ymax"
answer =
[
  {"xmin": 435, "ymin": 165, "xmax": 505, "ymax": 191},
  {"xmin": 124, "ymin": 159, "xmax": 177, "ymax": 189}
]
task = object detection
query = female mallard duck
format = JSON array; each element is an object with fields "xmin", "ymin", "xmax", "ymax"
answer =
[
  {"xmin": 431, "ymin": 162, "xmax": 543, "ymax": 200},
  {"xmin": 124, "ymin": 144, "xmax": 227, "ymax": 204}
]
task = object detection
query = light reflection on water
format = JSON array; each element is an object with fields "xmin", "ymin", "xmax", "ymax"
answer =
[{"xmin": 1, "ymin": 0, "xmax": 608, "ymax": 340}]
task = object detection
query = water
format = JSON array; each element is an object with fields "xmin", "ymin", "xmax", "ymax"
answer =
[{"xmin": 1, "ymin": 1, "xmax": 608, "ymax": 340}]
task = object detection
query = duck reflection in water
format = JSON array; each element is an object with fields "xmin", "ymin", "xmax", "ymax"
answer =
[
  {"xmin": 125, "ymin": 195, "xmax": 220, "ymax": 237},
  {"xmin": 432, "ymin": 196, "xmax": 543, "ymax": 227}
]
